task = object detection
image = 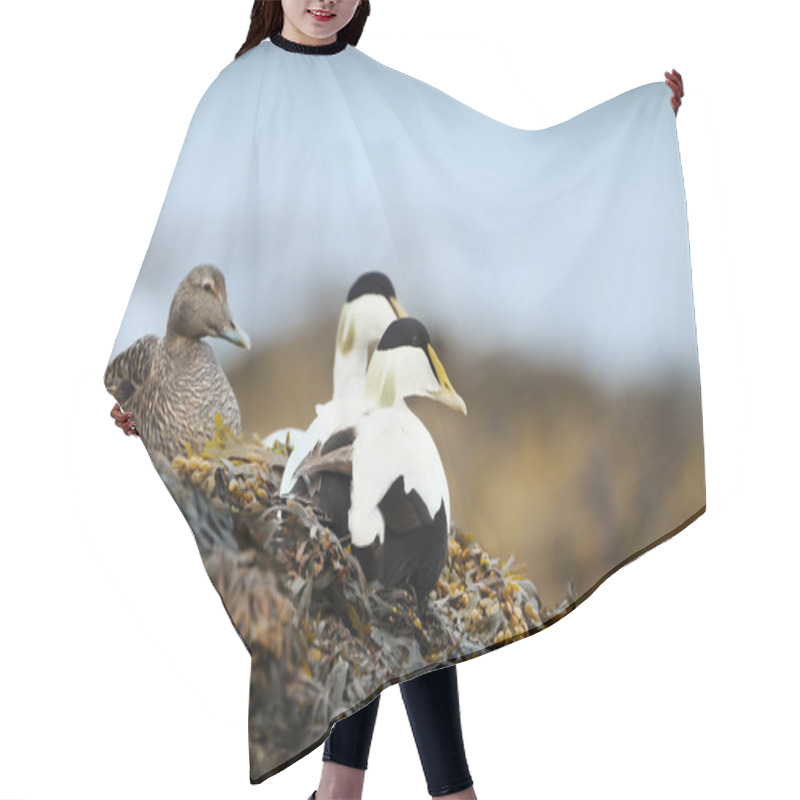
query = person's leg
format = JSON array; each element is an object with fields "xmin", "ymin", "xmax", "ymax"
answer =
[
  {"xmin": 400, "ymin": 665, "xmax": 476, "ymax": 799},
  {"xmin": 315, "ymin": 694, "xmax": 382, "ymax": 800}
]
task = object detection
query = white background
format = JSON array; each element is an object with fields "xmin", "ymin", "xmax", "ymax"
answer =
[{"xmin": 1, "ymin": 1, "xmax": 797, "ymax": 798}]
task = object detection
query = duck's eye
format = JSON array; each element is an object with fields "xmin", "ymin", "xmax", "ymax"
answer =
[{"xmin": 203, "ymin": 282, "xmax": 213, "ymax": 293}]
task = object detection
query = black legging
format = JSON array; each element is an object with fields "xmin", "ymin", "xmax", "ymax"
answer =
[{"xmin": 323, "ymin": 664, "xmax": 473, "ymax": 797}]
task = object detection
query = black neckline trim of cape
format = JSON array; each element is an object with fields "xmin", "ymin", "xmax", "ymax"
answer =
[{"xmin": 269, "ymin": 32, "xmax": 348, "ymax": 55}]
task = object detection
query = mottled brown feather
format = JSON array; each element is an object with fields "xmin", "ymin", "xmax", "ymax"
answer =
[
  {"xmin": 104, "ymin": 265, "xmax": 245, "ymax": 461},
  {"xmin": 104, "ymin": 335, "xmax": 158, "ymax": 407}
]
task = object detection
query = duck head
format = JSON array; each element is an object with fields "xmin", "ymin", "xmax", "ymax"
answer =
[
  {"xmin": 166, "ymin": 264, "xmax": 251, "ymax": 350},
  {"xmin": 333, "ymin": 271, "xmax": 406, "ymax": 396},
  {"xmin": 336, "ymin": 271, "xmax": 407, "ymax": 356},
  {"xmin": 365, "ymin": 317, "xmax": 467, "ymax": 414}
]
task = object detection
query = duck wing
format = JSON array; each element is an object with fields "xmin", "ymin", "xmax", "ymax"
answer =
[
  {"xmin": 377, "ymin": 475, "xmax": 435, "ymax": 534},
  {"xmin": 378, "ymin": 476, "xmax": 448, "ymax": 600},
  {"xmin": 291, "ymin": 427, "xmax": 356, "ymax": 540},
  {"xmin": 104, "ymin": 334, "xmax": 159, "ymax": 407},
  {"xmin": 293, "ymin": 427, "xmax": 356, "ymax": 483}
]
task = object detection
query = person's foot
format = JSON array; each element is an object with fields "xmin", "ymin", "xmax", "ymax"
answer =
[{"xmin": 315, "ymin": 762, "xmax": 366, "ymax": 800}]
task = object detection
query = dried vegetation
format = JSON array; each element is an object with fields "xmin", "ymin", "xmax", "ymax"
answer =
[{"xmin": 160, "ymin": 416, "xmax": 565, "ymax": 779}]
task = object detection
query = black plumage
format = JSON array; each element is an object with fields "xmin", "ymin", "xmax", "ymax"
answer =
[
  {"xmin": 290, "ymin": 317, "xmax": 467, "ymax": 603},
  {"xmin": 292, "ymin": 433, "xmax": 448, "ymax": 601}
]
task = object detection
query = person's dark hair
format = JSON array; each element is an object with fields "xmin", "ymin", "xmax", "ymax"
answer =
[{"xmin": 236, "ymin": 1, "xmax": 371, "ymax": 59}]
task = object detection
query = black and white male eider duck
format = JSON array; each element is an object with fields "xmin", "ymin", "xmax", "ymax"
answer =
[
  {"xmin": 292, "ymin": 317, "xmax": 467, "ymax": 602},
  {"xmin": 274, "ymin": 271, "xmax": 406, "ymax": 494},
  {"xmin": 104, "ymin": 264, "xmax": 251, "ymax": 461}
]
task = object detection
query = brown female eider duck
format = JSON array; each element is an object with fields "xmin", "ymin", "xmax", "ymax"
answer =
[{"xmin": 104, "ymin": 264, "xmax": 251, "ymax": 461}]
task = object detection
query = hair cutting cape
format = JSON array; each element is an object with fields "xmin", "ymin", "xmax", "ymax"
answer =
[{"xmin": 105, "ymin": 33, "xmax": 705, "ymax": 783}]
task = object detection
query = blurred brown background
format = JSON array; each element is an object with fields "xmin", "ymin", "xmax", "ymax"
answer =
[{"xmin": 229, "ymin": 312, "xmax": 705, "ymax": 609}]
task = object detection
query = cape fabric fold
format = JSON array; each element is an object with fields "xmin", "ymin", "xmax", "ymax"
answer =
[{"xmin": 106, "ymin": 38, "xmax": 704, "ymax": 782}]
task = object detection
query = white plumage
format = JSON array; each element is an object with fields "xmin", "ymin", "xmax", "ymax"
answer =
[
  {"xmin": 293, "ymin": 318, "xmax": 466, "ymax": 599},
  {"xmin": 278, "ymin": 272, "xmax": 405, "ymax": 495},
  {"xmin": 348, "ymin": 400, "xmax": 451, "ymax": 549}
]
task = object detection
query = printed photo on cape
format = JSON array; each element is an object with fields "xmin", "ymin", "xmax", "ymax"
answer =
[{"xmin": 104, "ymin": 3, "xmax": 704, "ymax": 784}]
